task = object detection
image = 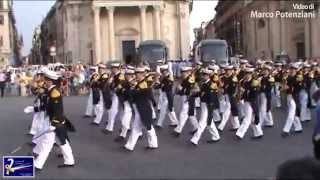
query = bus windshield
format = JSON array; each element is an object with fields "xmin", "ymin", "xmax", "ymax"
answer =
[
  {"xmin": 201, "ymin": 44, "xmax": 228, "ymax": 64},
  {"xmin": 139, "ymin": 45, "xmax": 165, "ymax": 63}
]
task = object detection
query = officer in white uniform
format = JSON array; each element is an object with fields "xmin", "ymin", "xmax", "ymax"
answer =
[
  {"xmin": 83, "ymin": 67, "xmax": 98, "ymax": 118},
  {"xmin": 124, "ymin": 67, "xmax": 158, "ymax": 151}
]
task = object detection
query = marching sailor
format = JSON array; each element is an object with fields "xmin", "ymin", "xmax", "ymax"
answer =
[
  {"xmin": 124, "ymin": 66, "xmax": 158, "ymax": 151},
  {"xmin": 34, "ymin": 70, "xmax": 75, "ymax": 170},
  {"xmin": 103, "ymin": 63, "xmax": 124, "ymax": 134},
  {"xmin": 259, "ymin": 65, "xmax": 275, "ymax": 127},
  {"xmin": 300, "ymin": 63, "xmax": 313, "ymax": 122},
  {"xmin": 155, "ymin": 64, "xmax": 179, "ymax": 128},
  {"xmin": 83, "ymin": 66, "xmax": 98, "ymax": 118},
  {"xmin": 218, "ymin": 65, "xmax": 240, "ymax": 132},
  {"xmin": 173, "ymin": 66, "xmax": 198, "ymax": 137},
  {"xmin": 273, "ymin": 63, "xmax": 283, "ymax": 108},
  {"xmin": 190, "ymin": 68, "xmax": 220, "ymax": 145},
  {"xmin": 91, "ymin": 64, "xmax": 110, "ymax": 125},
  {"xmin": 282, "ymin": 63, "xmax": 303, "ymax": 137},
  {"xmin": 114, "ymin": 68, "xmax": 135, "ymax": 142},
  {"xmin": 236, "ymin": 67, "xmax": 264, "ymax": 139}
]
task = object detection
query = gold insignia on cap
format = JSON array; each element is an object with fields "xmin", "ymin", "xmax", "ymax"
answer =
[{"xmin": 50, "ymin": 89, "xmax": 61, "ymax": 98}]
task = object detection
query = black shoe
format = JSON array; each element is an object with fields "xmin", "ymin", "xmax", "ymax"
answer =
[
  {"xmin": 251, "ymin": 135, "xmax": 263, "ymax": 140},
  {"xmin": 218, "ymin": 128, "xmax": 223, "ymax": 133},
  {"xmin": 57, "ymin": 164, "xmax": 75, "ymax": 168},
  {"xmin": 121, "ymin": 146, "xmax": 133, "ymax": 152},
  {"xmin": 264, "ymin": 125, "xmax": 274, "ymax": 128},
  {"xmin": 294, "ymin": 130, "xmax": 303, "ymax": 134},
  {"xmin": 82, "ymin": 115, "xmax": 91, "ymax": 118},
  {"xmin": 214, "ymin": 120, "xmax": 221, "ymax": 124},
  {"xmin": 101, "ymin": 129, "xmax": 112, "ymax": 135},
  {"xmin": 35, "ymin": 168, "xmax": 42, "ymax": 172},
  {"xmin": 169, "ymin": 124, "xmax": 178, "ymax": 128},
  {"xmin": 155, "ymin": 125, "xmax": 163, "ymax": 130},
  {"xmin": 114, "ymin": 136, "xmax": 125, "ymax": 143},
  {"xmin": 90, "ymin": 122, "xmax": 99, "ymax": 126},
  {"xmin": 189, "ymin": 141, "xmax": 198, "ymax": 147},
  {"xmin": 189, "ymin": 130, "xmax": 197, "ymax": 135},
  {"xmin": 235, "ymin": 135, "xmax": 242, "ymax": 141},
  {"xmin": 25, "ymin": 133, "xmax": 33, "ymax": 137},
  {"xmin": 281, "ymin": 132, "xmax": 290, "ymax": 138},
  {"xmin": 171, "ymin": 131, "xmax": 180, "ymax": 138},
  {"xmin": 302, "ymin": 120, "xmax": 311, "ymax": 123},
  {"xmin": 229, "ymin": 128, "xmax": 238, "ymax": 132},
  {"xmin": 207, "ymin": 139, "xmax": 220, "ymax": 144},
  {"xmin": 145, "ymin": 146, "xmax": 158, "ymax": 151}
]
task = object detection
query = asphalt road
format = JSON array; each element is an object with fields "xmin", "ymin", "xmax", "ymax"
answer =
[{"xmin": 0, "ymin": 96, "xmax": 316, "ymax": 179}]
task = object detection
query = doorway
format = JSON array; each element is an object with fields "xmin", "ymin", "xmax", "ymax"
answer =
[
  {"xmin": 296, "ymin": 42, "xmax": 305, "ymax": 60},
  {"xmin": 122, "ymin": 40, "xmax": 136, "ymax": 64}
]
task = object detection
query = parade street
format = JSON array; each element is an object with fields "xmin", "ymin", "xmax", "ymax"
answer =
[{"xmin": 0, "ymin": 96, "xmax": 315, "ymax": 179}]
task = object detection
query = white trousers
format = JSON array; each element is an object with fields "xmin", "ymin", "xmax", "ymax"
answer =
[
  {"xmin": 212, "ymin": 109, "xmax": 221, "ymax": 122},
  {"xmin": 259, "ymin": 93, "xmax": 274, "ymax": 126},
  {"xmin": 120, "ymin": 101, "xmax": 133, "ymax": 138},
  {"xmin": 191, "ymin": 103, "xmax": 220, "ymax": 145},
  {"xmin": 34, "ymin": 130, "xmax": 75, "ymax": 169},
  {"xmin": 124, "ymin": 105, "xmax": 158, "ymax": 151},
  {"xmin": 174, "ymin": 95, "xmax": 198, "ymax": 133},
  {"xmin": 283, "ymin": 95, "xmax": 303, "ymax": 133},
  {"xmin": 299, "ymin": 89, "xmax": 311, "ymax": 122},
  {"xmin": 93, "ymin": 92, "xmax": 104, "ymax": 124},
  {"xmin": 157, "ymin": 91, "xmax": 178, "ymax": 127},
  {"xmin": 195, "ymin": 97, "xmax": 201, "ymax": 108},
  {"xmin": 236, "ymin": 102, "xmax": 264, "ymax": 139},
  {"xmin": 311, "ymin": 82, "xmax": 319, "ymax": 106},
  {"xmin": 105, "ymin": 93, "xmax": 120, "ymax": 131},
  {"xmin": 33, "ymin": 114, "xmax": 50, "ymax": 155},
  {"xmin": 157, "ymin": 90, "xmax": 163, "ymax": 111},
  {"xmin": 274, "ymin": 82, "xmax": 282, "ymax": 108},
  {"xmin": 238, "ymin": 100, "xmax": 245, "ymax": 119},
  {"xmin": 218, "ymin": 95, "xmax": 240, "ymax": 131},
  {"xmin": 30, "ymin": 112, "xmax": 42, "ymax": 135},
  {"xmin": 85, "ymin": 89, "xmax": 94, "ymax": 116}
]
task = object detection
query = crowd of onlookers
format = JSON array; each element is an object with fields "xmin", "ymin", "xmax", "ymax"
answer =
[{"xmin": 0, "ymin": 63, "xmax": 94, "ymax": 98}]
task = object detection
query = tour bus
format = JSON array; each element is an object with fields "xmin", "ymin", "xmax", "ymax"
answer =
[
  {"xmin": 194, "ymin": 39, "xmax": 230, "ymax": 65},
  {"xmin": 136, "ymin": 40, "xmax": 168, "ymax": 70}
]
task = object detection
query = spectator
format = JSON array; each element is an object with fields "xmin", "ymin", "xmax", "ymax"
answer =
[
  {"xmin": 312, "ymin": 90, "xmax": 320, "ymax": 160},
  {"xmin": 0, "ymin": 70, "xmax": 7, "ymax": 98},
  {"xmin": 276, "ymin": 157, "xmax": 320, "ymax": 180}
]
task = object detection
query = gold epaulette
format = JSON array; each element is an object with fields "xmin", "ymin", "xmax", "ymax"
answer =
[
  {"xmin": 232, "ymin": 76, "xmax": 238, "ymax": 83},
  {"xmin": 138, "ymin": 81, "xmax": 148, "ymax": 90},
  {"xmin": 210, "ymin": 82, "xmax": 218, "ymax": 90},
  {"xmin": 251, "ymin": 79, "xmax": 260, "ymax": 87},
  {"xmin": 50, "ymin": 89, "xmax": 61, "ymax": 98},
  {"xmin": 269, "ymin": 77, "xmax": 275, "ymax": 83},
  {"xmin": 296, "ymin": 74, "xmax": 303, "ymax": 82},
  {"xmin": 119, "ymin": 74, "xmax": 125, "ymax": 81},
  {"xmin": 188, "ymin": 75, "xmax": 195, "ymax": 84}
]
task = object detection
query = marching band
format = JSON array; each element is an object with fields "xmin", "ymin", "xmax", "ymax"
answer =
[{"xmin": 24, "ymin": 59, "xmax": 320, "ymax": 170}]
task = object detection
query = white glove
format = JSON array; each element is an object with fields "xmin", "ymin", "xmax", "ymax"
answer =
[
  {"xmin": 49, "ymin": 126, "xmax": 56, "ymax": 131},
  {"xmin": 24, "ymin": 106, "xmax": 34, "ymax": 114}
]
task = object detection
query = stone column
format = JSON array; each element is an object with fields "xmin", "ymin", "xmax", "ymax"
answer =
[
  {"xmin": 93, "ymin": 7, "xmax": 101, "ymax": 64},
  {"xmin": 139, "ymin": 6, "xmax": 147, "ymax": 41},
  {"xmin": 153, "ymin": 5, "xmax": 161, "ymax": 40},
  {"xmin": 107, "ymin": 6, "xmax": 115, "ymax": 61},
  {"xmin": 304, "ymin": 19, "xmax": 311, "ymax": 58}
]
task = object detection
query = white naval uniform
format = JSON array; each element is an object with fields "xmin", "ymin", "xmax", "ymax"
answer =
[
  {"xmin": 218, "ymin": 94, "xmax": 240, "ymax": 131},
  {"xmin": 191, "ymin": 102, "xmax": 220, "ymax": 145},
  {"xmin": 174, "ymin": 95, "xmax": 198, "ymax": 134},
  {"xmin": 119, "ymin": 101, "xmax": 133, "ymax": 138},
  {"xmin": 124, "ymin": 105, "xmax": 158, "ymax": 151},
  {"xmin": 274, "ymin": 82, "xmax": 282, "ymax": 108},
  {"xmin": 236, "ymin": 102, "xmax": 264, "ymax": 139},
  {"xmin": 105, "ymin": 92, "xmax": 120, "ymax": 132},
  {"xmin": 259, "ymin": 93, "xmax": 274, "ymax": 127},
  {"xmin": 283, "ymin": 95, "xmax": 303, "ymax": 133},
  {"xmin": 84, "ymin": 89, "xmax": 94, "ymax": 117},
  {"xmin": 299, "ymin": 89, "xmax": 311, "ymax": 122},
  {"xmin": 156, "ymin": 91, "xmax": 178, "ymax": 127},
  {"xmin": 93, "ymin": 91, "xmax": 104, "ymax": 124}
]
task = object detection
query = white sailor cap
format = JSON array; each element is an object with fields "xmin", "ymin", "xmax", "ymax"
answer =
[
  {"xmin": 312, "ymin": 62, "xmax": 318, "ymax": 66},
  {"xmin": 36, "ymin": 70, "xmax": 44, "ymax": 74},
  {"xmin": 224, "ymin": 65, "xmax": 234, "ymax": 70},
  {"xmin": 202, "ymin": 68, "xmax": 213, "ymax": 75},
  {"xmin": 196, "ymin": 61, "xmax": 203, "ymax": 66},
  {"xmin": 208, "ymin": 64, "xmax": 219, "ymax": 71},
  {"xmin": 210, "ymin": 59, "xmax": 216, "ymax": 64},
  {"xmin": 110, "ymin": 63, "xmax": 121, "ymax": 68},
  {"xmin": 240, "ymin": 59, "xmax": 248, "ymax": 64},
  {"xmin": 126, "ymin": 65, "xmax": 135, "ymax": 70},
  {"xmin": 274, "ymin": 62, "xmax": 283, "ymax": 66},
  {"xmin": 125, "ymin": 69, "xmax": 135, "ymax": 75},
  {"xmin": 135, "ymin": 67, "xmax": 146, "ymax": 73},
  {"xmin": 98, "ymin": 64, "xmax": 107, "ymax": 69},
  {"xmin": 44, "ymin": 70, "xmax": 60, "ymax": 80},
  {"xmin": 160, "ymin": 64, "xmax": 169, "ymax": 70},
  {"xmin": 256, "ymin": 59, "xmax": 264, "ymax": 65},
  {"xmin": 303, "ymin": 63, "xmax": 312, "ymax": 68},
  {"xmin": 181, "ymin": 66, "xmax": 192, "ymax": 72},
  {"xmin": 156, "ymin": 60, "xmax": 164, "ymax": 64},
  {"xmin": 245, "ymin": 67, "xmax": 255, "ymax": 73},
  {"xmin": 262, "ymin": 64, "xmax": 272, "ymax": 70},
  {"xmin": 290, "ymin": 63, "xmax": 300, "ymax": 69},
  {"xmin": 145, "ymin": 66, "xmax": 151, "ymax": 72}
]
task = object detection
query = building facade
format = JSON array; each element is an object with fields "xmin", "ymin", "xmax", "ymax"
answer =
[
  {"xmin": 213, "ymin": 0, "xmax": 320, "ymax": 61},
  {"xmin": 0, "ymin": 0, "xmax": 21, "ymax": 66},
  {"xmin": 39, "ymin": 0, "xmax": 192, "ymax": 65}
]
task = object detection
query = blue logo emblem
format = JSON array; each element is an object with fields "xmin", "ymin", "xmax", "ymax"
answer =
[{"xmin": 3, "ymin": 156, "xmax": 34, "ymax": 178}]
